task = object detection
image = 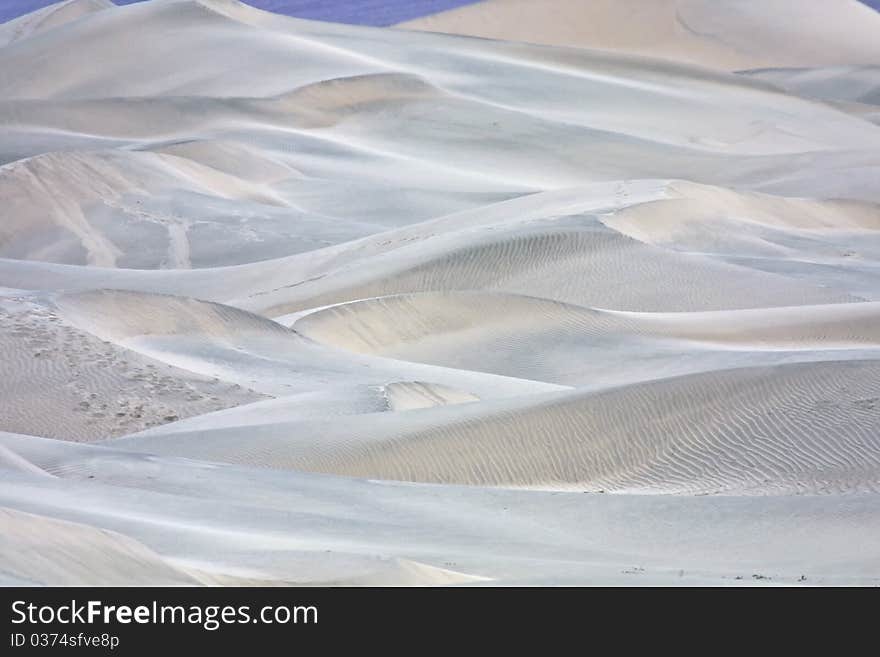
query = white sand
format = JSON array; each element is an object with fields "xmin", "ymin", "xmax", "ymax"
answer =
[
  {"xmin": 0, "ymin": 294, "xmax": 265, "ymax": 441},
  {"xmin": 0, "ymin": 0, "xmax": 114, "ymax": 48},
  {"xmin": 399, "ymin": 0, "xmax": 880, "ymax": 70},
  {"xmin": 1, "ymin": 0, "xmax": 879, "ymax": 585}
]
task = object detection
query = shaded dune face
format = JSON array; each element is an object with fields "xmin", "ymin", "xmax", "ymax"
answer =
[
  {"xmin": 307, "ymin": 359, "xmax": 880, "ymax": 494},
  {"xmin": 0, "ymin": 294, "xmax": 267, "ymax": 441},
  {"xmin": 109, "ymin": 359, "xmax": 880, "ymax": 495},
  {"xmin": 291, "ymin": 292, "xmax": 880, "ymax": 386},
  {"xmin": 294, "ymin": 293, "xmax": 880, "ymax": 357},
  {"xmin": 2, "ymin": 0, "xmax": 880, "ymax": 585}
]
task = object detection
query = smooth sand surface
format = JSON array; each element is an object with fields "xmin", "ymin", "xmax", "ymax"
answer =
[
  {"xmin": 0, "ymin": 0, "xmax": 114, "ymax": 47},
  {"xmin": 399, "ymin": 0, "xmax": 880, "ymax": 70},
  {"xmin": 3, "ymin": 432, "xmax": 880, "ymax": 585},
  {"xmin": 1, "ymin": 0, "xmax": 880, "ymax": 585}
]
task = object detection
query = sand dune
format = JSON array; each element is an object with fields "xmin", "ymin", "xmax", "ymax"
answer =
[
  {"xmin": 1, "ymin": 179, "xmax": 876, "ymax": 312},
  {"xmin": 291, "ymin": 292, "xmax": 880, "ymax": 386},
  {"xmin": 0, "ymin": 0, "xmax": 114, "ymax": 48},
  {"xmin": 744, "ymin": 66, "xmax": 880, "ymax": 107},
  {"xmin": 237, "ymin": 216, "xmax": 863, "ymax": 316},
  {"xmin": 0, "ymin": 150, "xmax": 300, "ymax": 267},
  {"xmin": 51, "ymin": 289, "xmax": 564, "ymax": 399},
  {"xmin": 109, "ymin": 360, "xmax": 880, "ymax": 495},
  {"xmin": 0, "ymin": 506, "xmax": 200, "ymax": 586},
  {"xmin": 297, "ymin": 293, "xmax": 880, "ymax": 353},
  {"xmin": 2, "ymin": 0, "xmax": 880, "ymax": 585},
  {"xmin": 399, "ymin": 0, "xmax": 880, "ymax": 70},
  {"xmin": 2, "ymin": 432, "xmax": 879, "ymax": 585},
  {"xmin": 601, "ymin": 182, "xmax": 880, "ymax": 297},
  {"xmin": 0, "ymin": 293, "xmax": 265, "ymax": 441}
]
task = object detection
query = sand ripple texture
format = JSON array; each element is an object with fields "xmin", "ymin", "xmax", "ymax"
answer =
[{"xmin": 2, "ymin": 0, "xmax": 880, "ymax": 585}]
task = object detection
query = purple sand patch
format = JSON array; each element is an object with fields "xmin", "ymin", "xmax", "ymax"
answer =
[{"xmin": 1, "ymin": 0, "xmax": 484, "ymax": 26}]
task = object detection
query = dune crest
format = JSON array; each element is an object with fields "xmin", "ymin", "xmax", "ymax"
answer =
[{"xmin": 399, "ymin": 0, "xmax": 880, "ymax": 70}]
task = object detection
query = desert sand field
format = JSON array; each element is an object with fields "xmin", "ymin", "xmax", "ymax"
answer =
[{"xmin": 1, "ymin": 0, "xmax": 880, "ymax": 585}]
